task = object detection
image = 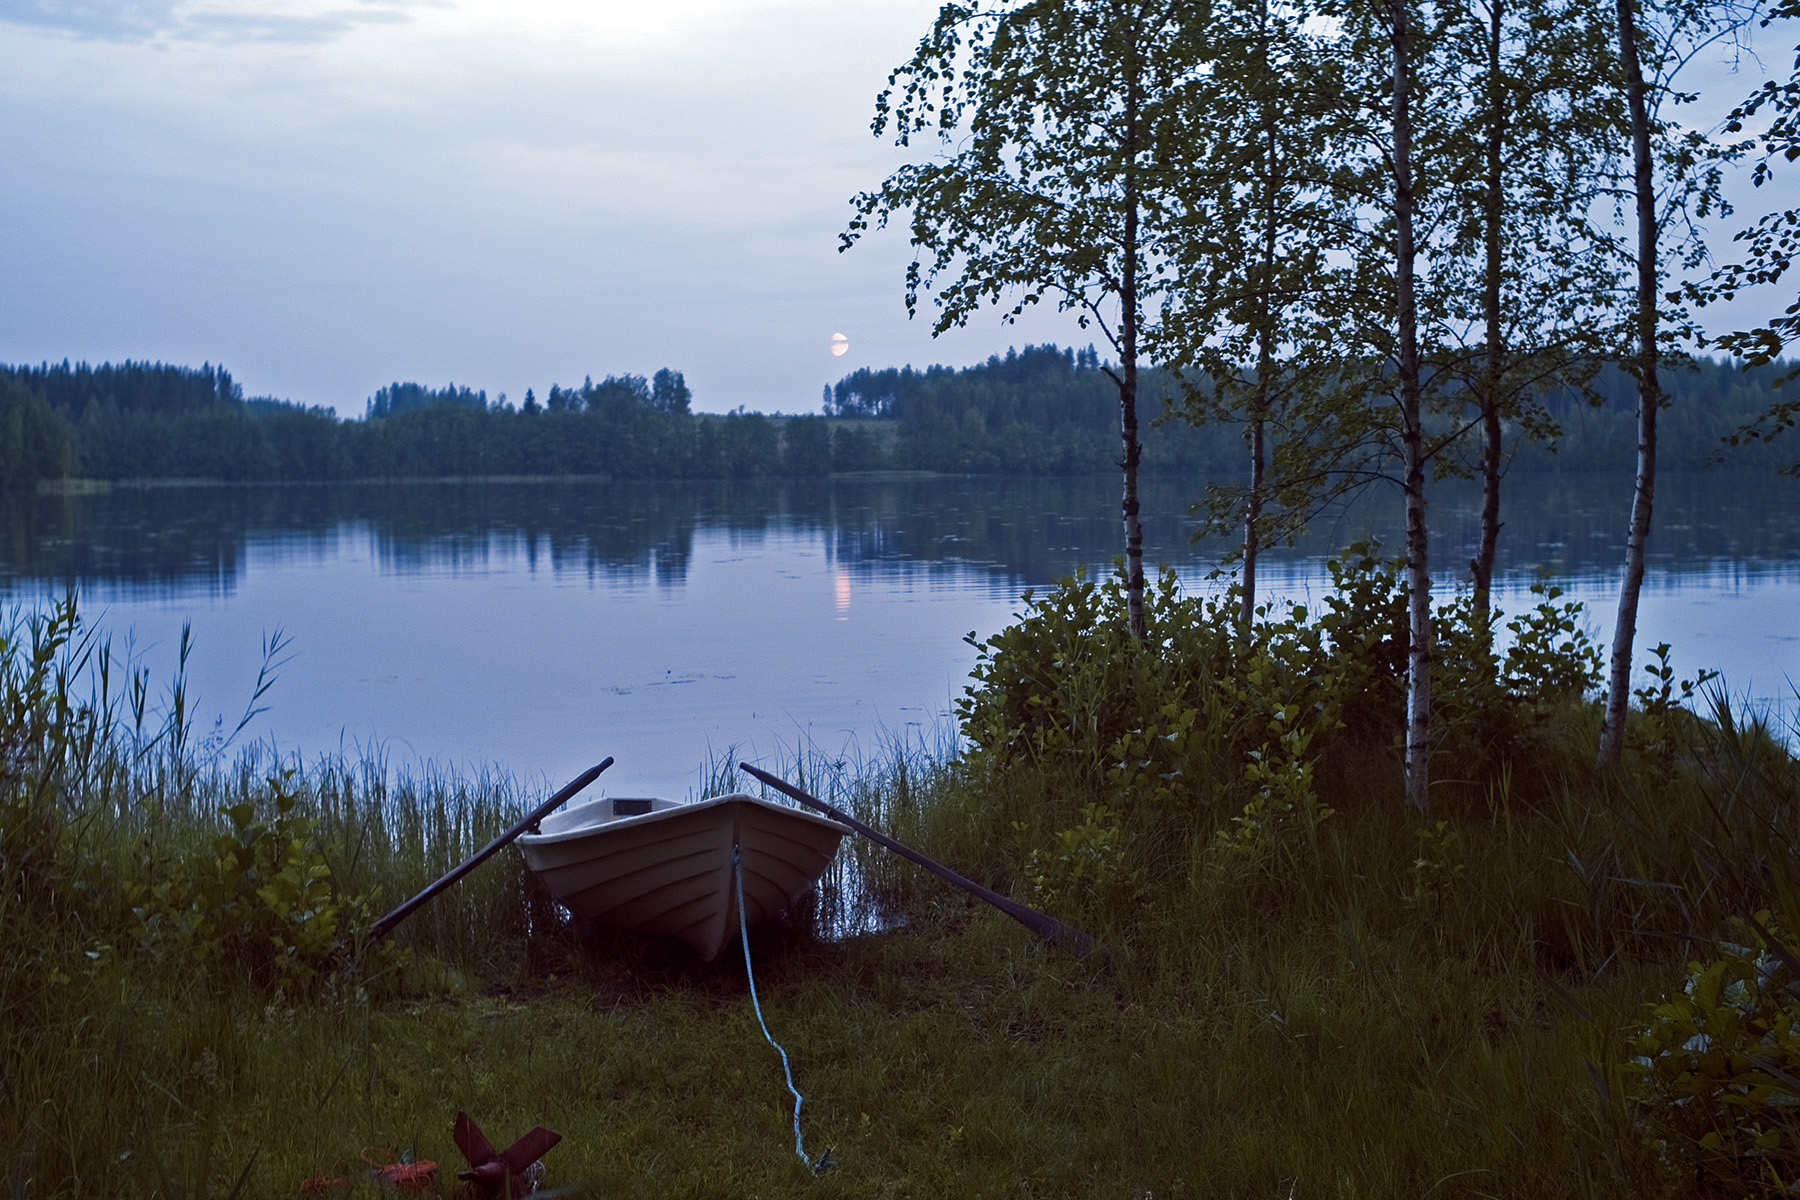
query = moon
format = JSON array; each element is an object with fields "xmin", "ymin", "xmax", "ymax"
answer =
[{"xmin": 830, "ymin": 332, "xmax": 849, "ymax": 357}]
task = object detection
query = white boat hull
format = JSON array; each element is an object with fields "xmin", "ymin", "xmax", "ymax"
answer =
[{"xmin": 516, "ymin": 792, "xmax": 851, "ymax": 962}]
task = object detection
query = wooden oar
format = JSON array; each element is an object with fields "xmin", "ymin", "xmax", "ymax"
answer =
[
  {"xmin": 739, "ymin": 762, "xmax": 1103, "ymax": 959},
  {"xmin": 367, "ymin": 757, "xmax": 614, "ymax": 943}
]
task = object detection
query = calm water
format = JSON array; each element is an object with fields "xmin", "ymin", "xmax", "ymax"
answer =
[{"xmin": 2, "ymin": 472, "xmax": 1795, "ymax": 798}]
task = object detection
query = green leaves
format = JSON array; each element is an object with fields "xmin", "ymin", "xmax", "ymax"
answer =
[
  {"xmin": 127, "ymin": 770, "xmax": 372, "ymax": 992},
  {"xmin": 1686, "ymin": 8, "xmax": 1800, "ymax": 442},
  {"xmin": 1626, "ymin": 912, "xmax": 1800, "ymax": 1194},
  {"xmin": 960, "ymin": 540, "xmax": 1609, "ymax": 852},
  {"xmin": 1623, "ymin": 640, "xmax": 1720, "ymax": 759},
  {"xmin": 845, "ymin": 0, "xmax": 1201, "ymax": 350},
  {"xmin": 1501, "ymin": 575, "xmax": 1604, "ymax": 709},
  {"xmin": 1018, "ymin": 802, "xmax": 1148, "ymax": 916}
]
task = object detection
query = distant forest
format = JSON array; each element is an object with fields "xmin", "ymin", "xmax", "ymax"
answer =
[{"xmin": 0, "ymin": 347, "xmax": 1792, "ymax": 491}]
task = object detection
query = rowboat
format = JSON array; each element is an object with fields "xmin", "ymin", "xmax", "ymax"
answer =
[{"xmin": 515, "ymin": 792, "xmax": 852, "ymax": 962}]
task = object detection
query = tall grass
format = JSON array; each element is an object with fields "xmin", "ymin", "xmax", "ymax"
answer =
[
  {"xmin": 723, "ymin": 725, "xmax": 971, "ymax": 937},
  {"xmin": 0, "ymin": 599, "xmax": 590, "ymax": 1195}
]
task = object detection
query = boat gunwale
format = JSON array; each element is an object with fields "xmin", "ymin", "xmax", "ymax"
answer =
[{"xmin": 518, "ymin": 791, "xmax": 852, "ymax": 846}]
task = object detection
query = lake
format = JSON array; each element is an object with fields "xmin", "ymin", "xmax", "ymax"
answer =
[{"xmin": 1, "ymin": 471, "xmax": 1795, "ymax": 799}]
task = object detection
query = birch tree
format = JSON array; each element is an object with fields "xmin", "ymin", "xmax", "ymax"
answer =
[
  {"xmin": 1435, "ymin": 0, "xmax": 1623, "ymax": 635},
  {"xmin": 1312, "ymin": 0, "xmax": 1467, "ymax": 810},
  {"xmin": 1154, "ymin": 0, "xmax": 1367, "ymax": 626},
  {"xmin": 1596, "ymin": 0, "xmax": 1761, "ymax": 767},
  {"xmin": 1390, "ymin": 0, "xmax": 1436, "ymax": 809},
  {"xmin": 843, "ymin": 0, "xmax": 1202, "ymax": 641},
  {"xmin": 1173, "ymin": 0, "xmax": 1459, "ymax": 807}
]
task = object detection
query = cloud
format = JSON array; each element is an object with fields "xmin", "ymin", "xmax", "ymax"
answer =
[
  {"xmin": 0, "ymin": 0, "xmax": 180, "ymax": 40},
  {"xmin": 179, "ymin": 6, "xmax": 412, "ymax": 43},
  {"xmin": 0, "ymin": 0, "xmax": 420, "ymax": 43}
]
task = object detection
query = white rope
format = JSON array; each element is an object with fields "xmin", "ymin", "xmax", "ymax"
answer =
[{"xmin": 734, "ymin": 845, "xmax": 826, "ymax": 1171}]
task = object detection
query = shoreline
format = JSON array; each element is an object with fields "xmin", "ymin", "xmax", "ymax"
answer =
[
  {"xmin": 35, "ymin": 468, "xmax": 958, "ymax": 493},
  {"xmin": 31, "ymin": 462, "xmax": 1787, "ymax": 495}
]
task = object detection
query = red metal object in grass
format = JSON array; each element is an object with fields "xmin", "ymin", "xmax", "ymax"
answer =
[
  {"xmin": 298, "ymin": 1159, "xmax": 346, "ymax": 1193},
  {"xmin": 453, "ymin": 1111, "xmax": 561, "ymax": 1199},
  {"xmin": 359, "ymin": 1147, "xmax": 439, "ymax": 1192}
]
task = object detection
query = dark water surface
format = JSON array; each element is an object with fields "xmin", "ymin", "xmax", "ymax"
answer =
[{"xmin": 2, "ymin": 472, "xmax": 1794, "ymax": 797}]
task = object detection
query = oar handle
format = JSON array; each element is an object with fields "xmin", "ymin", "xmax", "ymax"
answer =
[
  {"xmin": 367, "ymin": 757, "xmax": 614, "ymax": 943},
  {"xmin": 739, "ymin": 763, "xmax": 1102, "ymax": 959}
]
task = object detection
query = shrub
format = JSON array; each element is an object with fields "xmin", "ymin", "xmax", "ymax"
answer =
[
  {"xmin": 1017, "ymin": 801, "xmax": 1147, "ymax": 918},
  {"xmin": 955, "ymin": 544, "xmax": 1612, "ymax": 911},
  {"xmin": 1503, "ymin": 576, "xmax": 1605, "ymax": 710},
  {"xmin": 960, "ymin": 544, "xmax": 1603, "ymax": 814},
  {"xmin": 1630, "ymin": 642, "xmax": 1721, "ymax": 761},
  {"xmin": 1626, "ymin": 913, "xmax": 1800, "ymax": 1195},
  {"xmin": 2, "ymin": 597, "xmax": 380, "ymax": 996},
  {"xmin": 124, "ymin": 769, "xmax": 375, "ymax": 991}
]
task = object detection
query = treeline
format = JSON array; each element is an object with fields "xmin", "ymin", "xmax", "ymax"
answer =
[
  {"xmin": 0, "ymin": 352, "xmax": 1233, "ymax": 484},
  {"xmin": 0, "ymin": 362, "xmax": 782, "ymax": 485},
  {"xmin": 362, "ymin": 368, "xmax": 694, "ymax": 420},
  {"xmin": 0, "ymin": 350, "xmax": 1790, "ymax": 488},
  {"xmin": 827, "ymin": 344, "xmax": 1188, "ymax": 474},
  {"xmin": 825, "ymin": 343, "xmax": 1796, "ymax": 475},
  {"xmin": 1517, "ymin": 361, "xmax": 1799, "ymax": 472}
]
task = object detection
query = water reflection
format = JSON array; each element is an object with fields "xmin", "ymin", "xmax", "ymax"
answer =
[
  {"xmin": 5, "ymin": 472, "xmax": 1797, "ymax": 597},
  {"xmin": 0, "ymin": 472, "xmax": 1793, "ymax": 797}
]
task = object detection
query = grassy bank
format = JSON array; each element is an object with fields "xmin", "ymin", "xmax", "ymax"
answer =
[{"xmin": 5, "ymin": 584, "xmax": 1798, "ymax": 1198}]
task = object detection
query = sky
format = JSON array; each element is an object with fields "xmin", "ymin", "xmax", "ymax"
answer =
[
  {"xmin": 0, "ymin": 0, "xmax": 1090, "ymax": 416},
  {"xmin": 0, "ymin": 0, "xmax": 1792, "ymax": 417}
]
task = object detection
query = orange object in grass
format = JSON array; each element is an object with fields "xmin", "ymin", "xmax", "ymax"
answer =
[
  {"xmin": 360, "ymin": 1147, "xmax": 439, "ymax": 1192},
  {"xmin": 298, "ymin": 1160, "xmax": 346, "ymax": 1193}
]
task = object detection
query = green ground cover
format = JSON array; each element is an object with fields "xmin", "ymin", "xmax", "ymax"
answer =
[{"xmin": 5, "ymin": 575, "xmax": 1797, "ymax": 1198}]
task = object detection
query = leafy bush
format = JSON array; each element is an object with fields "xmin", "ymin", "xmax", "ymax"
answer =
[
  {"xmin": 960, "ymin": 543, "xmax": 1602, "ymax": 814},
  {"xmin": 1627, "ymin": 913, "xmax": 1800, "ymax": 1195},
  {"xmin": 957, "ymin": 565, "xmax": 1235, "ymax": 781},
  {"xmin": 1017, "ymin": 802, "xmax": 1146, "ymax": 916},
  {"xmin": 955, "ymin": 544, "xmax": 1613, "ymax": 909},
  {"xmin": 125, "ymin": 770, "xmax": 374, "ymax": 990},
  {"xmin": 1211, "ymin": 692, "xmax": 1336, "ymax": 863},
  {"xmin": 1630, "ymin": 641, "xmax": 1722, "ymax": 760},
  {"xmin": 2, "ymin": 596, "xmax": 381, "ymax": 997},
  {"xmin": 1403, "ymin": 819, "xmax": 1468, "ymax": 912},
  {"xmin": 1502, "ymin": 576, "xmax": 1605, "ymax": 710}
]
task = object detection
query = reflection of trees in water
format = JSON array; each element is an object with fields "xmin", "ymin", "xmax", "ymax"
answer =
[
  {"xmin": 815, "ymin": 478, "xmax": 1140, "ymax": 588},
  {"xmin": 0, "ymin": 487, "xmax": 255, "ymax": 596},
  {"xmin": 758, "ymin": 474, "xmax": 1800, "ymax": 587},
  {"xmin": 1286, "ymin": 473, "xmax": 1800, "ymax": 582},
  {"xmin": 361, "ymin": 483, "xmax": 700, "ymax": 588},
  {"xmin": 0, "ymin": 472, "xmax": 1795, "ymax": 595},
  {"xmin": 0, "ymin": 483, "xmax": 705, "ymax": 593}
]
